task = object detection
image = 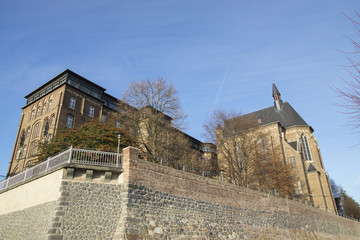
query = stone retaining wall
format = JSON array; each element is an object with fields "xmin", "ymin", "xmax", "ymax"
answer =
[
  {"xmin": 117, "ymin": 147, "xmax": 360, "ymax": 239},
  {"xmin": 0, "ymin": 147, "xmax": 359, "ymax": 239},
  {"xmin": 0, "ymin": 201, "xmax": 57, "ymax": 240}
]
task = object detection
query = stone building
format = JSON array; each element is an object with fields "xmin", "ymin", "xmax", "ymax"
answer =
[
  {"xmin": 7, "ymin": 69, "xmax": 216, "ymax": 176},
  {"xmin": 216, "ymin": 83, "xmax": 337, "ymax": 212}
]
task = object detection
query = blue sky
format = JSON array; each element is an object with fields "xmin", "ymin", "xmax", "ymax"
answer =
[{"xmin": 1, "ymin": 0, "xmax": 359, "ymax": 202}]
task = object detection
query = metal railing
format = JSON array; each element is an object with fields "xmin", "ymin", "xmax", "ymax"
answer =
[
  {"xmin": 71, "ymin": 148, "xmax": 121, "ymax": 167},
  {"xmin": 0, "ymin": 147, "xmax": 122, "ymax": 191}
]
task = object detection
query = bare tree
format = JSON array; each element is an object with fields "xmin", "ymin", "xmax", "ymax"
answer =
[
  {"xmin": 335, "ymin": 12, "xmax": 360, "ymax": 132},
  {"xmin": 113, "ymin": 78, "xmax": 197, "ymax": 167},
  {"xmin": 203, "ymin": 109, "xmax": 297, "ymax": 196}
]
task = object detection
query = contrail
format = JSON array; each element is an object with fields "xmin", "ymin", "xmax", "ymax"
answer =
[{"xmin": 212, "ymin": 62, "xmax": 231, "ymax": 109}]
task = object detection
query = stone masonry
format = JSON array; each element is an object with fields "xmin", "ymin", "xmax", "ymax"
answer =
[{"xmin": 0, "ymin": 146, "xmax": 359, "ymax": 239}]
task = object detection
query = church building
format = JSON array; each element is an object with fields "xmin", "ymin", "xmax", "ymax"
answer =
[{"xmin": 216, "ymin": 83, "xmax": 337, "ymax": 213}]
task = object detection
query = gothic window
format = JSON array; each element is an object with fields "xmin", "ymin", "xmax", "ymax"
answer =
[
  {"xmin": 66, "ymin": 114, "xmax": 74, "ymax": 128},
  {"xmin": 22, "ymin": 145, "xmax": 27, "ymax": 158},
  {"xmin": 30, "ymin": 109, "xmax": 35, "ymax": 121},
  {"xmin": 69, "ymin": 96, "xmax": 76, "ymax": 109},
  {"xmin": 32, "ymin": 122, "xmax": 41, "ymax": 139},
  {"xmin": 28, "ymin": 141, "xmax": 37, "ymax": 157},
  {"xmin": 42, "ymin": 103, "xmax": 47, "ymax": 114},
  {"xmin": 26, "ymin": 127, "xmax": 31, "ymax": 139},
  {"xmin": 50, "ymin": 114, "xmax": 55, "ymax": 128},
  {"xmin": 19, "ymin": 130, "xmax": 25, "ymax": 147},
  {"xmin": 301, "ymin": 135, "xmax": 312, "ymax": 161},
  {"xmin": 48, "ymin": 100, "xmax": 52, "ymax": 112},
  {"xmin": 43, "ymin": 119, "xmax": 49, "ymax": 137},
  {"xmin": 47, "ymin": 134, "xmax": 52, "ymax": 142},
  {"xmin": 36, "ymin": 106, "xmax": 41, "ymax": 117},
  {"xmin": 89, "ymin": 105, "xmax": 95, "ymax": 117},
  {"xmin": 16, "ymin": 148, "xmax": 21, "ymax": 160},
  {"xmin": 257, "ymin": 138, "xmax": 269, "ymax": 155},
  {"xmin": 295, "ymin": 181, "xmax": 302, "ymax": 195}
]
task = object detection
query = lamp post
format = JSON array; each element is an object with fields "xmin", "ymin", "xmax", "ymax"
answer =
[{"xmin": 117, "ymin": 134, "xmax": 121, "ymax": 167}]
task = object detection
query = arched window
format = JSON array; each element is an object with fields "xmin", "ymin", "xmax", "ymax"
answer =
[
  {"xmin": 43, "ymin": 118, "xmax": 49, "ymax": 137},
  {"xmin": 42, "ymin": 103, "xmax": 47, "ymax": 114},
  {"xmin": 28, "ymin": 141, "xmax": 37, "ymax": 157},
  {"xmin": 301, "ymin": 135, "xmax": 312, "ymax": 161},
  {"xmin": 66, "ymin": 114, "xmax": 74, "ymax": 128},
  {"xmin": 19, "ymin": 130, "xmax": 25, "ymax": 147},
  {"xmin": 47, "ymin": 134, "xmax": 52, "ymax": 142},
  {"xmin": 50, "ymin": 114, "xmax": 56, "ymax": 128},
  {"xmin": 26, "ymin": 127, "xmax": 31, "ymax": 138},
  {"xmin": 30, "ymin": 109, "xmax": 35, "ymax": 121},
  {"xmin": 36, "ymin": 106, "xmax": 41, "ymax": 117},
  {"xmin": 32, "ymin": 122, "xmax": 41, "ymax": 139},
  {"xmin": 48, "ymin": 100, "xmax": 52, "ymax": 112},
  {"xmin": 22, "ymin": 144, "xmax": 27, "ymax": 158}
]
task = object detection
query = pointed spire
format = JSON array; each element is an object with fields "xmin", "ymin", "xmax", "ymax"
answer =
[
  {"xmin": 272, "ymin": 82, "xmax": 282, "ymax": 110},
  {"xmin": 272, "ymin": 82, "xmax": 281, "ymax": 97}
]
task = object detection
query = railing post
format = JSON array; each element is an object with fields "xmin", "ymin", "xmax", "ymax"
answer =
[
  {"xmin": 24, "ymin": 168, "xmax": 28, "ymax": 180},
  {"xmin": 116, "ymin": 153, "xmax": 119, "ymax": 168},
  {"xmin": 45, "ymin": 157, "xmax": 50, "ymax": 171},
  {"xmin": 68, "ymin": 146, "xmax": 73, "ymax": 163}
]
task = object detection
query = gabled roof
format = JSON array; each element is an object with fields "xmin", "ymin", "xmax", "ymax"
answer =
[{"xmin": 238, "ymin": 102, "xmax": 313, "ymax": 131}]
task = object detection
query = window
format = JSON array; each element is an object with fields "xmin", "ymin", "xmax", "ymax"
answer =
[
  {"xmin": 69, "ymin": 96, "xmax": 76, "ymax": 109},
  {"xmin": 42, "ymin": 103, "xmax": 47, "ymax": 115},
  {"xmin": 43, "ymin": 120, "xmax": 49, "ymax": 137},
  {"xmin": 47, "ymin": 134, "xmax": 52, "ymax": 142},
  {"xmin": 28, "ymin": 141, "xmax": 37, "ymax": 157},
  {"xmin": 101, "ymin": 114, "xmax": 107, "ymax": 123},
  {"xmin": 26, "ymin": 127, "xmax": 31, "ymax": 138},
  {"xmin": 66, "ymin": 115, "xmax": 74, "ymax": 128},
  {"xmin": 19, "ymin": 130, "xmax": 25, "ymax": 147},
  {"xmin": 68, "ymin": 79, "xmax": 78, "ymax": 88},
  {"xmin": 30, "ymin": 109, "xmax": 35, "ymax": 121},
  {"xmin": 116, "ymin": 121, "xmax": 121, "ymax": 128},
  {"xmin": 301, "ymin": 135, "xmax": 312, "ymax": 161},
  {"xmin": 48, "ymin": 100, "xmax": 52, "ymax": 112},
  {"xmin": 50, "ymin": 115, "xmax": 55, "ymax": 128},
  {"xmin": 89, "ymin": 105, "xmax": 95, "ymax": 117},
  {"xmin": 90, "ymin": 90, "xmax": 100, "ymax": 99},
  {"xmin": 32, "ymin": 122, "xmax": 41, "ymax": 139},
  {"xmin": 36, "ymin": 106, "xmax": 41, "ymax": 117},
  {"xmin": 289, "ymin": 156, "xmax": 296, "ymax": 167},
  {"xmin": 295, "ymin": 181, "xmax": 302, "ymax": 195},
  {"xmin": 80, "ymin": 85, "xmax": 90, "ymax": 94},
  {"xmin": 22, "ymin": 145, "xmax": 27, "ymax": 158}
]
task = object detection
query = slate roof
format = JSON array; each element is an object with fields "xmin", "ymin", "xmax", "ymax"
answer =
[{"xmin": 230, "ymin": 102, "xmax": 313, "ymax": 131}]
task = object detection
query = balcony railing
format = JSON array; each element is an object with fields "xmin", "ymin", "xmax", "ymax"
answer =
[{"xmin": 0, "ymin": 147, "xmax": 122, "ymax": 191}]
